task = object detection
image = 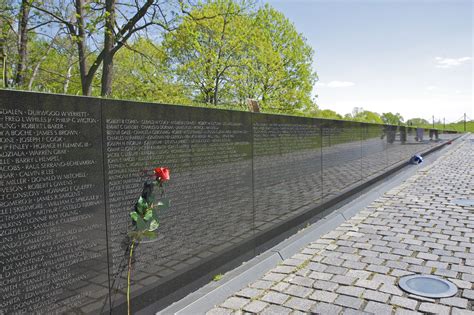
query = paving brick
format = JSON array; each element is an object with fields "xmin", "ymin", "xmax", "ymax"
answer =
[
  {"xmin": 390, "ymin": 296, "xmax": 418, "ymax": 310},
  {"xmin": 363, "ymin": 290, "xmax": 390, "ymax": 304},
  {"xmin": 366, "ymin": 264, "xmax": 390, "ymax": 274},
  {"xmin": 312, "ymin": 280, "xmax": 338, "ymax": 291},
  {"xmin": 331, "ymin": 274, "xmax": 357, "ymax": 285},
  {"xmin": 379, "ymin": 284, "xmax": 403, "ymax": 296},
  {"xmin": 308, "ymin": 271, "xmax": 332, "ymax": 281},
  {"xmin": 325, "ymin": 265, "xmax": 348, "ymax": 275},
  {"xmin": 419, "ymin": 302, "xmax": 451, "ymax": 314},
  {"xmin": 242, "ymin": 300, "xmax": 268, "ymax": 313},
  {"xmin": 439, "ymin": 297, "xmax": 468, "ymax": 308},
  {"xmin": 250, "ymin": 280, "xmax": 273, "ymax": 289},
  {"xmin": 260, "ymin": 305, "xmax": 292, "ymax": 315},
  {"xmin": 261, "ymin": 292, "xmax": 290, "ymax": 305},
  {"xmin": 272, "ymin": 281, "xmax": 290, "ymax": 292},
  {"xmin": 394, "ymin": 309, "xmax": 423, "ymax": 315},
  {"xmin": 308, "ymin": 290, "xmax": 338, "ymax": 303},
  {"xmin": 283, "ymin": 297, "xmax": 315, "ymax": 311},
  {"xmin": 416, "ymin": 252, "xmax": 440, "ymax": 261},
  {"xmin": 206, "ymin": 307, "xmax": 232, "ymax": 315},
  {"xmin": 288, "ymin": 276, "xmax": 314, "ymax": 287},
  {"xmin": 346, "ymin": 269, "xmax": 371, "ymax": 280},
  {"xmin": 342, "ymin": 309, "xmax": 372, "ymax": 315},
  {"xmin": 334, "ymin": 295, "xmax": 363, "ymax": 309},
  {"xmin": 221, "ymin": 297, "xmax": 249, "ymax": 310},
  {"xmin": 263, "ymin": 272, "xmax": 286, "ymax": 282},
  {"xmin": 462, "ymin": 289, "xmax": 474, "ymax": 300},
  {"xmin": 336, "ymin": 285, "xmax": 365, "ymax": 298},
  {"xmin": 284, "ymin": 284, "xmax": 312, "ymax": 298},
  {"xmin": 273, "ymin": 265, "xmax": 296, "ymax": 274},
  {"xmin": 364, "ymin": 301, "xmax": 394, "ymax": 314},
  {"xmin": 355, "ymin": 279, "xmax": 381, "ymax": 290},
  {"xmin": 235, "ymin": 288, "xmax": 263, "ymax": 299},
  {"xmin": 310, "ymin": 302, "xmax": 343, "ymax": 314},
  {"xmin": 451, "ymin": 309, "xmax": 474, "ymax": 315}
]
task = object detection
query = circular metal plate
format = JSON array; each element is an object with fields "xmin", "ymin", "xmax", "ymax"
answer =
[
  {"xmin": 399, "ymin": 275, "xmax": 458, "ymax": 298},
  {"xmin": 452, "ymin": 199, "xmax": 474, "ymax": 207}
]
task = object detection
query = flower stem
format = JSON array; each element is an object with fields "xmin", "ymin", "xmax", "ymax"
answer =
[{"xmin": 127, "ymin": 239, "xmax": 135, "ymax": 315}]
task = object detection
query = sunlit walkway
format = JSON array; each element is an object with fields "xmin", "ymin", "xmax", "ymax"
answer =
[{"xmin": 208, "ymin": 135, "xmax": 474, "ymax": 314}]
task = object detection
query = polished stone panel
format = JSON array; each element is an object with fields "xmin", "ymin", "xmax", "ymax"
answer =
[
  {"xmin": 321, "ymin": 120, "xmax": 362, "ymax": 201},
  {"xmin": 102, "ymin": 100, "xmax": 254, "ymax": 311},
  {"xmin": 0, "ymin": 91, "xmax": 109, "ymax": 314},
  {"xmin": 0, "ymin": 90, "xmax": 460, "ymax": 314},
  {"xmin": 252, "ymin": 114, "xmax": 322, "ymax": 233},
  {"xmin": 361, "ymin": 123, "xmax": 387, "ymax": 179}
]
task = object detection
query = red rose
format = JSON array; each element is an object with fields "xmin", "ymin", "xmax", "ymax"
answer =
[{"xmin": 154, "ymin": 167, "xmax": 170, "ymax": 182}]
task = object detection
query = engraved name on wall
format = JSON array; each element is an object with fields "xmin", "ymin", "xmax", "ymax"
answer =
[{"xmin": 0, "ymin": 96, "xmax": 108, "ymax": 314}]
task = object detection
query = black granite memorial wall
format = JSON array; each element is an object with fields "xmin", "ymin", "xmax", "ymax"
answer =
[{"xmin": 0, "ymin": 90, "xmax": 460, "ymax": 314}]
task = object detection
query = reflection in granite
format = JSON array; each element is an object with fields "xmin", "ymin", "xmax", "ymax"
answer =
[
  {"xmin": 252, "ymin": 116, "xmax": 322, "ymax": 232},
  {"xmin": 102, "ymin": 101, "xmax": 254, "ymax": 310},
  {"xmin": 321, "ymin": 121, "xmax": 362, "ymax": 201},
  {"xmin": 0, "ymin": 91, "xmax": 109, "ymax": 314},
  {"xmin": 0, "ymin": 90, "xmax": 459, "ymax": 314}
]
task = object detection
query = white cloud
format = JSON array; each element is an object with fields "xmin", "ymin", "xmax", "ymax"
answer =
[
  {"xmin": 317, "ymin": 80, "xmax": 355, "ymax": 88},
  {"xmin": 426, "ymin": 86, "xmax": 437, "ymax": 91},
  {"xmin": 434, "ymin": 56, "xmax": 471, "ymax": 68}
]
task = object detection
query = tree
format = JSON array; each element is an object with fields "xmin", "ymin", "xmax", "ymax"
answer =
[
  {"xmin": 164, "ymin": 1, "xmax": 316, "ymax": 112},
  {"xmin": 234, "ymin": 4, "xmax": 316, "ymax": 113},
  {"xmin": 164, "ymin": 0, "xmax": 254, "ymax": 105},
  {"xmin": 314, "ymin": 109, "xmax": 343, "ymax": 120},
  {"xmin": 31, "ymin": 0, "xmax": 185, "ymax": 96},
  {"xmin": 353, "ymin": 110, "xmax": 382, "ymax": 124},
  {"xmin": 343, "ymin": 107, "xmax": 382, "ymax": 124},
  {"xmin": 112, "ymin": 38, "xmax": 190, "ymax": 104},
  {"xmin": 382, "ymin": 112, "xmax": 404, "ymax": 125},
  {"xmin": 406, "ymin": 118, "xmax": 429, "ymax": 126}
]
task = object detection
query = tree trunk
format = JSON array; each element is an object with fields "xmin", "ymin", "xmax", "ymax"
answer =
[
  {"xmin": 63, "ymin": 63, "xmax": 73, "ymax": 94},
  {"xmin": 213, "ymin": 74, "xmax": 219, "ymax": 105},
  {"xmin": 0, "ymin": 31, "xmax": 7, "ymax": 87},
  {"xmin": 15, "ymin": 0, "xmax": 30, "ymax": 86},
  {"xmin": 101, "ymin": 0, "xmax": 116, "ymax": 97},
  {"xmin": 28, "ymin": 33, "xmax": 58, "ymax": 90},
  {"xmin": 74, "ymin": 0, "xmax": 92, "ymax": 95}
]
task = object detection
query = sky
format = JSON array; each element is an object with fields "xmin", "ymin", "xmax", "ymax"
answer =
[{"xmin": 263, "ymin": 0, "xmax": 473, "ymax": 123}]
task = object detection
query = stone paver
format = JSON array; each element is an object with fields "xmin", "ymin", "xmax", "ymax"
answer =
[{"xmin": 209, "ymin": 136, "xmax": 473, "ymax": 314}]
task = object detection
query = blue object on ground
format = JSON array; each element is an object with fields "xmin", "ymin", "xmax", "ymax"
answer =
[{"xmin": 410, "ymin": 154, "xmax": 423, "ymax": 164}]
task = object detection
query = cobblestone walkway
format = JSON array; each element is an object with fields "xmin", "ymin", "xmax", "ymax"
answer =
[{"xmin": 208, "ymin": 136, "xmax": 473, "ymax": 315}]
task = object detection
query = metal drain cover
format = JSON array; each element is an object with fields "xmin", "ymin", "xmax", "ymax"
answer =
[
  {"xmin": 399, "ymin": 275, "xmax": 458, "ymax": 298},
  {"xmin": 452, "ymin": 199, "xmax": 474, "ymax": 207}
]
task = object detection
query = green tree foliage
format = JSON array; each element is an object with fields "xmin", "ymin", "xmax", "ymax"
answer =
[
  {"xmin": 163, "ymin": 0, "xmax": 316, "ymax": 113},
  {"xmin": 344, "ymin": 107, "xmax": 383, "ymax": 124},
  {"xmin": 313, "ymin": 109, "xmax": 343, "ymax": 120},
  {"xmin": 406, "ymin": 118, "xmax": 429, "ymax": 126},
  {"xmin": 353, "ymin": 110, "xmax": 382, "ymax": 124},
  {"xmin": 164, "ymin": 0, "xmax": 254, "ymax": 106},
  {"xmin": 112, "ymin": 38, "xmax": 190, "ymax": 104},
  {"xmin": 235, "ymin": 4, "xmax": 316, "ymax": 113},
  {"xmin": 381, "ymin": 112, "xmax": 404, "ymax": 125}
]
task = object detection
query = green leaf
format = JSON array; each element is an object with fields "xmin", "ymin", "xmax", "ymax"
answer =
[
  {"xmin": 149, "ymin": 219, "xmax": 160, "ymax": 231},
  {"xmin": 136, "ymin": 216, "xmax": 147, "ymax": 231},
  {"xmin": 130, "ymin": 212, "xmax": 139, "ymax": 222},
  {"xmin": 143, "ymin": 230, "xmax": 157, "ymax": 238},
  {"xmin": 143, "ymin": 209, "xmax": 153, "ymax": 221},
  {"xmin": 137, "ymin": 196, "xmax": 147, "ymax": 214}
]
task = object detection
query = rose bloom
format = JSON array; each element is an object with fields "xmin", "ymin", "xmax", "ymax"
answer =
[{"xmin": 154, "ymin": 167, "xmax": 170, "ymax": 182}]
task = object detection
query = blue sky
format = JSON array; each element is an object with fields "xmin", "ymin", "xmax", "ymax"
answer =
[{"xmin": 263, "ymin": 0, "xmax": 472, "ymax": 122}]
